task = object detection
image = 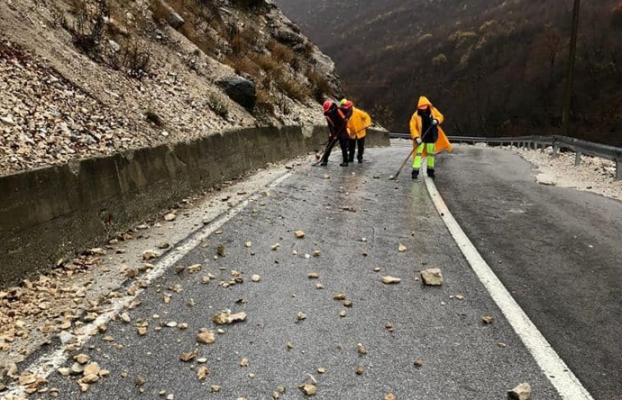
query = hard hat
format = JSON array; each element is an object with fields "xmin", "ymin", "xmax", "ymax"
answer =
[
  {"xmin": 323, "ymin": 101, "xmax": 333, "ymax": 112},
  {"xmin": 343, "ymin": 101, "xmax": 353, "ymax": 108},
  {"xmin": 339, "ymin": 98, "xmax": 348, "ymax": 105}
]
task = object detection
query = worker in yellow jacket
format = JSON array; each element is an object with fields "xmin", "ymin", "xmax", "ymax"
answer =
[
  {"xmin": 409, "ymin": 96, "xmax": 452, "ymax": 179},
  {"xmin": 345, "ymin": 102, "xmax": 372, "ymax": 163}
]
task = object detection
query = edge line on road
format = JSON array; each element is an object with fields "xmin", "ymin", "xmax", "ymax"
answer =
[
  {"xmin": 424, "ymin": 177, "xmax": 594, "ymax": 400},
  {"xmin": 3, "ymin": 171, "xmax": 293, "ymax": 398}
]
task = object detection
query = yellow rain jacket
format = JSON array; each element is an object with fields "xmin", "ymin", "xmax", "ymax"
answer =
[
  {"xmin": 409, "ymin": 96, "xmax": 453, "ymax": 155},
  {"xmin": 347, "ymin": 107, "xmax": 372, "ymax": 139}
]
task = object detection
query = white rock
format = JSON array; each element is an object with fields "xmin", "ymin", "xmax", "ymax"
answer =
[
  {"xmin": 508, "ymin": 383, "xmax": 532, "ymax": 400},
  {"xmin": 109, "ymin": 40, "xmax": 121, "ymax": 52},
  {"xmin": 420, "ymin": 268, "xmax": 443, "ymax": 286},
  {"xmin": 1, "ymin": 116, "xmax": 16, "ymax": 126}
]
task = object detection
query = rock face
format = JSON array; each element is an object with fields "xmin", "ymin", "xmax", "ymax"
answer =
[
  {"xmin": 0, "ymin": 0, "xmax": 343, "ymax": 177},
  {"xmin": 420, "ymin": 268, "xmax": 443, "ymax": 286},
  {"xmin": 216, "ymin": 77, "xmax": 257, "ymax": 110}
]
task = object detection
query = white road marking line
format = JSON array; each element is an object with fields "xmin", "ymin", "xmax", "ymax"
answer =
[
  {"xmin": 4, "ymin": 172, "xmax": 292, "ymax": 398},
  {"xmin": 425, "ymin": 177, "xmax": 594, "ymax": 400}
]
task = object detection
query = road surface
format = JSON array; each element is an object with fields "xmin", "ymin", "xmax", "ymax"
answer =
[
  {"xmin": 7, "ymin": 145, "xmax": 604, "ymax": 400},
  {"xmin": 435, "ymin": 145, "xmax": 622, "ymax": 400}
]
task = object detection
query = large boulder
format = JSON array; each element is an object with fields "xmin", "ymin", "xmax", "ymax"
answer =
[{"xmin": 216, "ymin": 76, "xmax": 256, "ymax": 109}]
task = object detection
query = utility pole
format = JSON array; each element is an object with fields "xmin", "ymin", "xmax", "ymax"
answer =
[{"xmin": 562, "ymin": 0, "xmax": 581, "ymax": 137}]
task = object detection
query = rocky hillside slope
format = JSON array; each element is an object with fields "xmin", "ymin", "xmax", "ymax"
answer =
[
  {"xmin": 0, "ymin": 0, "xmax": 341, "ymax": 176},
  {"xmin": 276, "ymin": 0, "xmax": 622, "ymax": 146}
]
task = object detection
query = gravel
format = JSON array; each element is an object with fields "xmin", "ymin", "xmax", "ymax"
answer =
[{"xmin": 513, "ymin": 145, "xmax": 622, "ymax": 202}]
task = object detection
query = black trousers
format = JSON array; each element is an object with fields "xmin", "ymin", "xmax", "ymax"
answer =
[
  {"xmin": 321, "ymin": 136, "xmax": 349, "ymax": 163},
  {"xmin": 348, "ymin": 137, "xmax": 365, "ymax": 161}
]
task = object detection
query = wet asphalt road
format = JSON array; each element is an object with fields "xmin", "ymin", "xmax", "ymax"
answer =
[
  {"xmin": 435, "ymin": 145, "xmax": 622, "ymax": 400},
  {"xmin": 36, "ymin": 146, "xmax": 564, "ymax": 400}
]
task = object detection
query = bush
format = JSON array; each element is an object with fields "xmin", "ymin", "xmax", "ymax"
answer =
[
  {"xmin": 208, "ymin": 94, "xmax": 229, "ymax": 119},
  {"xmin": 230, "ymin": 34, "xmax": 246, "ymax": 55},
  {"xmin": 268, "ymin": 41, "xmax": 295, "ymax": 64},
  {"xmin": 449, "ymin": 30, "xmax": 478, "ymax": 48},
  {"xmin": 239, "ymin": 27, "xmax": 260, "ymax": 48},
  {"xmin": 301, "ymin": 42, "xmax": 315, "ymax": 58},
  {"xmin": 111, "ymin": 38, "xmax": 151, "ymax": 78},
  {"xmin": 274, "ymin": 70, "xmax": 311, "ymax": 102},
  {"xmin": 179, "ymin": 22, "xmax": 218, "ymax": 57},
  {"xmin": 226, "ymin": 56, "xmax": 261, "ymax": 78},
  {"xmin": 306, "ymin": 69, "xmax": 332, "ymax": 103},
  {"xmin": 63, "ymin": 0, "xmax": 151, "ymax": 78},
  {"xmin": 417, "ymin": 33, "xmax": 433, "ymax": 44},
  {"xmin": 66, "ymin": 0, "xmax": 110, "ymax": 60},
  {"xmin": 255, "ymin": 87, "xmax": 276, "ymax": 115},
  {"xmin": 432, "ymin": 54, "xmax": 447, "ymax": 65},
  {"xmin": 249, "ymin": 53, "xmax": 280, "ymax": 72},
  {"xmin": 479, "ymin": 20, "xmax": 496, "ymax": 32}
]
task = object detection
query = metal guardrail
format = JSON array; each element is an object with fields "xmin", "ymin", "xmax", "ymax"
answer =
[{"xmin": 389, "ymin": 133, "xmax": 622, "ymax": 180}]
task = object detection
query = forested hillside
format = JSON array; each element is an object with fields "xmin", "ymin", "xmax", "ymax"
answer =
[{"xmin": 276, "ymin": 0, "xmax": 622, "ymax": 145}]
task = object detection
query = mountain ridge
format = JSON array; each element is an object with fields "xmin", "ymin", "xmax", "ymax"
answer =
[{"xmin": 276, "ymin": 0, "xmax": 622, "ymax": 145}]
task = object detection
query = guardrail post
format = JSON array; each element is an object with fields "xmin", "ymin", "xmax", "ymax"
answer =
[
  {"xmin": 616, "ymin": 160, "xmax": 622, "ymax": 180},
  {"xmin": 575, "ymin": 151, "xmax": 582, "ymax": 166},
  {"xmin": 552, "ymin": 144, "xmax": 559, "ymax": 158}
]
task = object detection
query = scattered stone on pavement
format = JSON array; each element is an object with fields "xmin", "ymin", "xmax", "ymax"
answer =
[
  {"xmin": 381, "ymin": 276, "xmax": 401, "ymax": 284},
  {"xmin": 421, "ymin": 268, "xmax": 443, "ymax": 286},
  {"xmin": 508, "ymin": 382, "xmax": 532, "ymax": 400}
]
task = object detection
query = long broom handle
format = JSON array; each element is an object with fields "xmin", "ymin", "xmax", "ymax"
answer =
[{"xmin": 314, "ymin": 125, "xmax": 371, "ymax": 165}]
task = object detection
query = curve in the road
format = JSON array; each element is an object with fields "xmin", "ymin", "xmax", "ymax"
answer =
[{"xmin": 425, "ymin": 176, "xmax": 594, "ymax": 400}]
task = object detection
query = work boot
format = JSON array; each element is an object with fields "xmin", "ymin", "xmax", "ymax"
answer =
[
  {"xmin": 320, "ymin": 161, "xmax": 327, "ymax": 166},
  {"xmin": 427, "ymin": 168, "xmax": 435, "ymax": 179},
  {"xmin": 357, "ymin": 156, "xmax": 363, "ymax": 163},
  {"xmin": 411, "ymin": 169, "xmax": 419, "ymax": 180},
  {"xmin": 340, "ymin": 162, "xmax": 349, "ymax": 167}
]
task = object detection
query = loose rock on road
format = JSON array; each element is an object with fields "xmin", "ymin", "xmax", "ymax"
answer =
[{"xmin": 6, "ymin": 146, "xmax": 569, "ymax": 400}]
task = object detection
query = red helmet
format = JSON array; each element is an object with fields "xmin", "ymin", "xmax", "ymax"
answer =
[
  {"xmin": 343, "ymin": 101, "xmax": 353, "ymax": 108},
  {"xmin": 323, "ymin": 101, "xmax": 333, "ymax": 112}
]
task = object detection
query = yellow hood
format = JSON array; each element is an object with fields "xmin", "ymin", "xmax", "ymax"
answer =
[
  {"xmin": 409, "ymin": 96, "xmax": 453, "ymax": 155},
  {"xmin": 417, "ymin": 96, "xmax": 433, "ymax": 109}
]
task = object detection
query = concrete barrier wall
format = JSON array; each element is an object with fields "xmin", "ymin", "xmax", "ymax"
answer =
[{"xmin": 0, "ymin": 125, "xmax": 389, "ymax": 285}]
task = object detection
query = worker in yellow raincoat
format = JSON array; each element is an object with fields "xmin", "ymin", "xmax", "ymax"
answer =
[
  {"xmin": 409, "ymin": 96, "xmax": 452, "ymax": 179},
  {"xmin": 345, "ymin": 102, "xmax": 372, "ymax": 163}
]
